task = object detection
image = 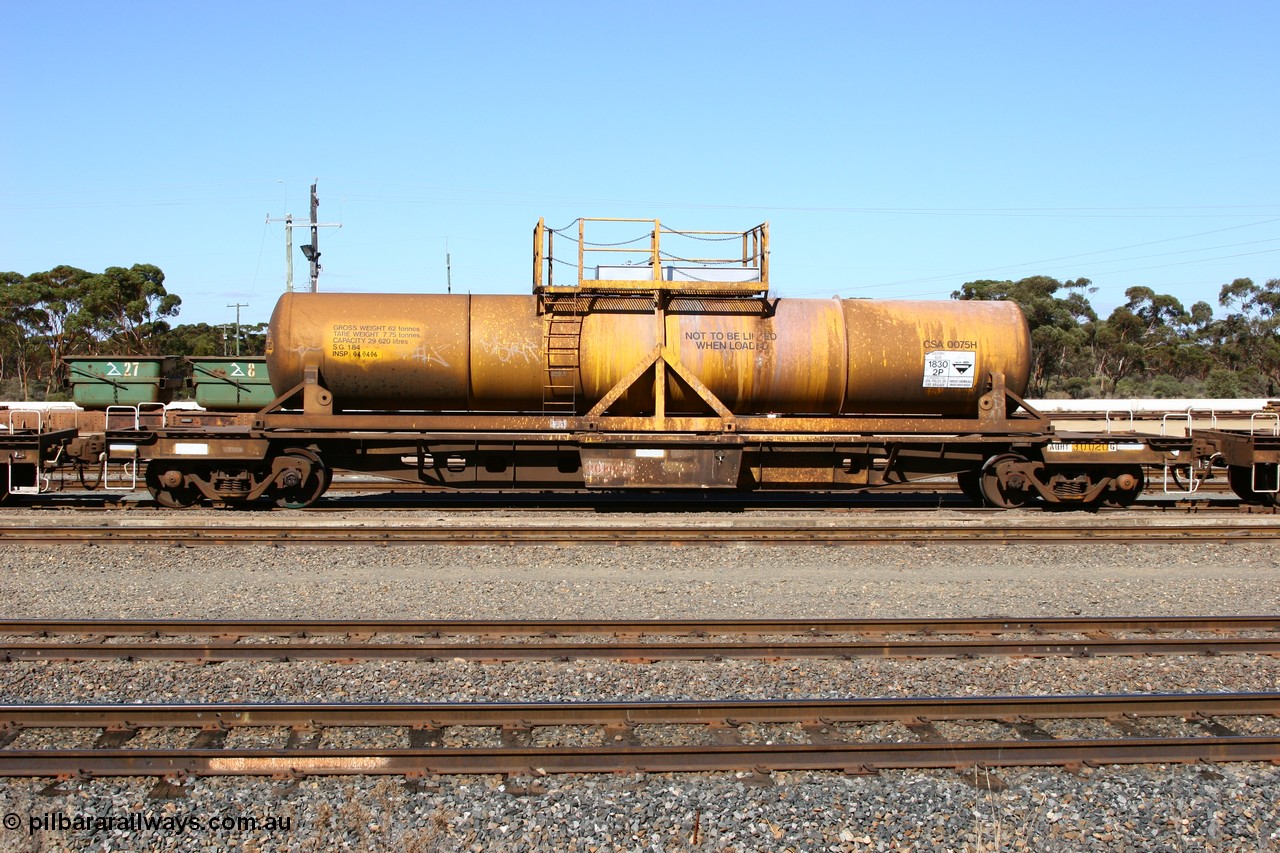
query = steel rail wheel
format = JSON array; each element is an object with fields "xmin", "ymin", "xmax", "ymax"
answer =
[
  {"xmin": 1100, "ymin": 465, "xmax": 1146, "ymax": 508},
  {"xmin": 979, "ymin": 453, "xmax": 1035, "ymax": 508},
  {"xmin": 1228, "ymin": 464, "xmax": 1278, "ymax": 507},
  {"xmin": 144, "ymin": 464, "xmax": 200, "ymax": 508},
  {"xmin": 272, "ymin": 448, "xmax": 329, "ymax": 509},
  {"xmin": 956, "ymin": 470, "xmax": 985, "ymax": 505}
]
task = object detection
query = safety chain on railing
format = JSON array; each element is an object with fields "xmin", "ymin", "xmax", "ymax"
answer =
[
  {"xmin": 661, "ymin": 266, "xmax": 720, "ymax": 283},
  {"xmin": 582, "ymin": 233, "xmax": 653, "ymax": 248},
  {"xmin": 659, "ymin": 225, "xmax": 744, "ymax": 242},
  {"xmin": 547, "ymin": 227, "xmax": 653, "ymax": 249},
  {"xmin": 658, "ymin": 251, "xmax": 743, "ymax": 265}
]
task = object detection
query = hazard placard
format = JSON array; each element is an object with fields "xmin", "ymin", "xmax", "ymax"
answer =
[{"xmin": 922, "ymin": 350, "xmax": 976, "ymax": 389}]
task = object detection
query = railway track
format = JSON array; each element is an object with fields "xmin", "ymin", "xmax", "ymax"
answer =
[
  {"xmin": 4, "ymin": 616, "xmax": 1278, "ymax": 662},
  {"xmin": 1, "ymin": 693, "xmax": 1276, "ymax": 779},
  {"xmin": 0, "ymin": 517, "xmax": 1278, "ymax": 545}
]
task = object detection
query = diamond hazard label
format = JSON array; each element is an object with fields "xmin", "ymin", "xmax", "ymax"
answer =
[{"xmin": 922, "ymin": 350, "xmax": 977, "ymax": 389}]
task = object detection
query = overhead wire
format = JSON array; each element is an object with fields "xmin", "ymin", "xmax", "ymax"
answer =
[{"xmin": 831, "ymin": 217, "xmax": 1280, "ymax": 293}]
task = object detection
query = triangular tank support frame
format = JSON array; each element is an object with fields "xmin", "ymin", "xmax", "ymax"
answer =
[{"xmin": 584, "ymin": 345, "xmax": 736, "ymax": 431}]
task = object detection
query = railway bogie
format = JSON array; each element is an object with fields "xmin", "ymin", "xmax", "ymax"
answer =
[{"xmin": 1196, "ymin": 429, "xmax": 1280, "ymax": 507}]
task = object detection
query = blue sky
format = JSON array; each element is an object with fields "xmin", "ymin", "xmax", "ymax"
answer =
[{"xmin": 3, "ymin": 1, "xmax": 1277, "ymax": 328}]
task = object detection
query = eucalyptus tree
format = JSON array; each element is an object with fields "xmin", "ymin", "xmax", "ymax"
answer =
[{"xmin": 79, "ymin": 264, "xmax": 182, "ymax": 354}]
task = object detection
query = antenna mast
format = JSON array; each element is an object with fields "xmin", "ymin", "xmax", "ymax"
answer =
[{"xmin": 266, "ymin": 180, "xmax": 342, "ymax": 292}]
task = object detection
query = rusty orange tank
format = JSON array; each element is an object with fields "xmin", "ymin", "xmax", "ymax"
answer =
[{"xmin": 266, "ymin": 292, "xmax": 1030, "ymax": 417}]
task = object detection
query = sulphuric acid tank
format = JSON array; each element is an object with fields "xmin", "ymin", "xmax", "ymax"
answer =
[{"xmin": 265, "ymin": 292, "xmax": 1031, "ymax": 416}]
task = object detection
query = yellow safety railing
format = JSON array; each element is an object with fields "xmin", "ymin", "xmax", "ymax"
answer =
[{"xmin": 533, "ymin": 218, "xmax": 768, "ymax": 294}]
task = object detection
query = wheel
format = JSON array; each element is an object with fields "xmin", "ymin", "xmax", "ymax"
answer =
[
  {"xmin": 956, "ymin": 470, "xmax": 985, "ymax": 505},
  {"xmin": 273, "ymin": 449, "xmax": 328, "ymax": 509},
  {"xmin": 0, "ymin": 465, "xmax": 10, "ymax": 506},
  {"xmin": 145, "ymin": 464, "xmax": 200, "ymax": 508},
  {"xmin": 979, "ymin": 454, "xmax": 1034, "ymax": 508},
  {"xmin": 1100, "ymin": 466, "xmax": 1145, "ymax": 508},
  {"xmin": 1228, "ymin": 464, "xmax": 1278, "ymax": 506}
]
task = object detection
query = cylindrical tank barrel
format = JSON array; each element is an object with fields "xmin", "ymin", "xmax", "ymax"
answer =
[
  {"xmin": 841, "ymin": 299, "xmax": 1030, "ymax": 415},
  {"xmin": 265, "ymin": 292, "xmax": 1030, "ymax": 416}
]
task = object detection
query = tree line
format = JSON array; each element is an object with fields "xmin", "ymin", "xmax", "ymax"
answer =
[
  {"xmin": 2, "ymin": 263, "xmax": 1276, "ymax": 402},
  {"xmin": 0, "ymin": 264, "xmax": 265, "ymax": 399},
  {"xmin": 953, "ymin": 275, "xmax": 1280, "ymax": 399}
]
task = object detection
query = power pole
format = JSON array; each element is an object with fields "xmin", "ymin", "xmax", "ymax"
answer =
[
  {"xmin": 227, "ymin": 303, "xmax": 248, "ymax": 356},
  {"xmin": 266, "ymin": 180, "xmax": 341, "ymax": 292}
]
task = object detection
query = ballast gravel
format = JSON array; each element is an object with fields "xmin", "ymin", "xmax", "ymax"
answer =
[{"xmin": 0, "ymin": 507, "xmax": 1277, "ymax": 851}]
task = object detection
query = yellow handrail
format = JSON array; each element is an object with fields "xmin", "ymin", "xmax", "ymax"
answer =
[{"xmin": 533, "ymin": 218, "xmax": 769, "ymax": 293}]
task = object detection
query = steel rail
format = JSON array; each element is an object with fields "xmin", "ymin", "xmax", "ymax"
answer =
[
  {"xmin": 27, "ymin": 474, "xmax": 1244, "ymax": 498},
  {"xmin": 10, "ymin": 737, "xmax": 1280, "ymax": 778},
  {"xmin": 1, "ymin": 694, "xmax": 1277, "ymax": 777},
  {"xmin": 5, "ymin": 637, "xmax": 1280, "ymax": 663},
  {"xmin": 319, "ymin": 479, "xmax": 1242, "ymax": 495},
  {"xmin": 7, "ymin": 739, "xmax": 1280, "ymax": 778},
  {"xmin": 1, "ymin": 521, "xmax": 1278, "ymax": 545},
  {"xmin": 3, "ymin": 617, "xmax": 1278, "ymax": 662},
  {"xmin": 4, "ymin": 615, "xmax": 1277, "ymax": 636},
  {"xmin": 2, "ymin": 693, "xmax": 1277, "ymax": 728}
]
